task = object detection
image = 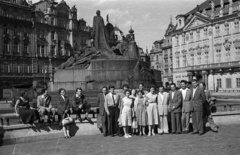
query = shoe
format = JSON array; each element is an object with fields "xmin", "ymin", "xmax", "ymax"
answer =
[
  {"xmin": 164, "ymin": 132, "xmax": 169, "ymax": 134},
  {"xmin": 148, "ymin": 133, "xmax": 151, "ymax": 136},
  {"xmin": 86, "ymin": 117, "xmax": 93, "ymax": 124},
  {"xmin": 171, "ymin": 132, "xmax": 176, "ymax": 134},
  {"xmin": 185, "ymin": 130, "xmax": 190, "ymax": 134},
  {"xmin": 152, "ymin": 132, "xmax": 155, "ymax": 136},
  {"xmin": 103, "ymin": 134, "xmax": 107, "ymax": 137},
  {"xmin": 182, "ymin": 130, "xmax": 186, "ymax": 134},
  {"xmin": 191, "ymin": 131, "xmax": 198, "ymax": 135},
  {"xmin": 78, "ymin": 118, "xmax": 82, "ymax": 123},
  {"xmin": 159, "ymin": 132, "xmax": 163, "ymax": 135},
  {"xmin": 124, "ymin": 135, "xmax": 128, "ymax": 138},
  {"xmin": 143, "ymin": 133, "xmax": 146, "ymax": 136},
  {"xmin": 176, "ymin": 132, "xmax": 181, "ymax": 134},
  {"xmin": 127, "ymin": 134, "xmax": 132, "ymax": 138},
  {"xmin": 139, "ymin": 133, "xmax": 142, "ymax": 136},
  {"xmin": 199, "ymin": 132, "xmax": 204, "ymax": 136}
]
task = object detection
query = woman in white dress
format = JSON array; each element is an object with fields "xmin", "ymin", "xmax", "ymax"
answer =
[
  {"xmin": 121, "ymin": 90, "xmax": 134, "ymax": 138},
  {"xmin": 130, "ymin": 89, "xmax": 137, "ymax": 135},
  {"xmin": 146, "ymin": 86, "xmax": 158, "ymax": 136}
]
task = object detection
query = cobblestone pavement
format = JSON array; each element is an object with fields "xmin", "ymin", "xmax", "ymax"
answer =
[{"xmin": 1, "ymin": 124, "xmax": 240, "ymax": 155}]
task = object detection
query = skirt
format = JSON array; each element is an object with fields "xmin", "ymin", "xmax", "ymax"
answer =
[
  {"xmin": 136, "ymin": 105, "xmax": 146, "ymax": 126},
  {"xmin": 19, "ymin": 108, "xmax": 39, "ymax": 124},
  {"xmin": 121, "ymin": 107, "xmax": 132, "ymax": 126}
]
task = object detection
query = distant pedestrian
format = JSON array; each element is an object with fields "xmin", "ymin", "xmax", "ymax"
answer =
[
  {"xmin": 15, "ymin": 91, "xmax": 39, "ymax": 127},
  {"xmin": 121, "ymin": 90, "xmax": 134, "ymax": 138},
  {"xmin": 157, "ymin": 86, "xmax": 169, "ymax": 134},
  {"xmin": 134, "ymin": 90, "xmax": 147, "ymax": 136},
  {"xmin": 146, "ymin": 86, "xmax": 158, "ymax": 136},
  {"xmin": 169, "ymin": 83, "xmax": 182, "ymax": 134}
]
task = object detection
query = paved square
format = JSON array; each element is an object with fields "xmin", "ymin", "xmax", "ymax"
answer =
[{"xmin": 1, "ymin": 124, "xmax": 240, "ymax": 155}]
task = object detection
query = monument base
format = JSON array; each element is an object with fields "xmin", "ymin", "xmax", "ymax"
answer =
[{"xmin": 53, "ymin": 59, "xmax": 161, "ymax": 91}]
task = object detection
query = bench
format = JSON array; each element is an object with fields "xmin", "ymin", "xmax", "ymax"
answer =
[{"xmin": 0, "ymin": 113, "xmax": 20, "ymax": 126}]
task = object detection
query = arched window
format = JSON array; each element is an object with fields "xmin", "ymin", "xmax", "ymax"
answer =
[{"xmin": 156, "ymin": 55, "xmax": 159, "ymax": 61}]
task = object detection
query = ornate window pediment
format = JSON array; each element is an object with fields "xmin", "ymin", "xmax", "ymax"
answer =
[
  {"xmin": 13, "ymin": 35, "xmax": 21, "ymax": 44},
  {"xmin": 223, "ymin": 39, "xmax": 232, "ymax": 51},
  {"xmin": 3, "ymin": 33, "xmax": 10, "ymax": 43},
  {"xmin": 195, "ymin": 46, "xmax": 202, "ymax": 55}
]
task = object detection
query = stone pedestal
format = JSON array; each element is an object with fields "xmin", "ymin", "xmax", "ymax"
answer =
[{"xmin": 53, "ymin": 59, "xmax": 160, "ymax": 91}]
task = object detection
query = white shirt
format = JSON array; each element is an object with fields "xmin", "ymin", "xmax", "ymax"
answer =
[
  {"xmin": 159, "ymin": 92, "xmax": 164, "ymax": 101},
  {"xmin": 171, "ymin": 91, "xmax": 175, "ymax": 99},
  {"xmin": 61, "ymin": 95, "xmax": 65, "ymax": 101},
  {"xmin": 193, "ymin": 87, "xmax": 198, "ymax": 98},
  {"xmin": 180, "ymin": 88, "xmax": 188, "ymax": 100}
]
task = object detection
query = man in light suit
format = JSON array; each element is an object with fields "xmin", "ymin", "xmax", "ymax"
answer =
[
  {"xmin": 97, "ymin": 86, "xmax": 109, "ymax": 136},
  {"xmin": 37, "ymin": 88, "xmax": 57, "ymax": 124},
  {"xmin": 157, "ymin": 86, "xmax": 169, "ymax": 134},
  {"xmin": 104, "ymin": 85, "xmax": 121, "ymax": 137},
  {"xmin": 190, "ymin": 79, "xmax": 206, "ymax": 135},
  {"xmin": 169, "ymin": 83, "xmax": 182, "ymax": 134},
  {"xmin": 179, "ymin": 80, "xmax": 192, "ymax": 133}
]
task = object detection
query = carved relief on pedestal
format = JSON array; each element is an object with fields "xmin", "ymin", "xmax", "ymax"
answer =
[{"xmin": 223, "ymin": 38, "xmax": 232, "ymax": 61}]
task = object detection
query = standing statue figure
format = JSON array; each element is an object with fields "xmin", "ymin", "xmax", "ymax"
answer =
[{"xmin": 93, "ymin": 10, "xmax": 111, "ymax": 52}]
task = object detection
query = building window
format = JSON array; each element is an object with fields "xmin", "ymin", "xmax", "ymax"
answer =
[
  {"xmin": 237, "ymin": 78, "xmax": 240, "ymax": 88},
  {"xmin": 217, "ymin": 79, "xmax": 222, "ymax": 88},
  {"xmin": 3, "ymin": 24, "xmax": 8, "ymax": 34},
  {"xmin": 204, "ymin": 28, "xmax": 208, "ymax": 39},
  {"xmin": 186, "ymin": 34, "xmax": 189, "ymax": 42},
  {"xmin": 156, "ymin": 55, "xmax": 159, "ymax": 61},
  {"xmin": 4, "ymin": 42, "xmax": 9, "ymax": 51},
  {"xmin": 37, "ymin": 45, "xmax": 40, "ymax": 56},
  {"xmin": 183, "ymin": 55, "xmax": 186, "ymax": 67},
  {"xmin": 13, "ymin": 42, "xmax": 19, "ymax": 53},
  {"xmin": 51, "ymin": 31, "xmax": 55, "ymax": 40},
  {"xmin": 190, "ymin": 32, "xmax": 193, "ymax": 42},
  {"xmin": 197, "ymin": 30, "xmax": 200, "ymax": 41},
  {"xmin": 234, "ymin": 20, "xmax": 239, "ymax": 33},
  {"xmin": 215, "ymin": 25, "xmax": 220, "ymax": 37},
  {"xmin": 182, "ymin": 34, "xmax": 185, "ymax": 44},
  {"xmin": 51, "ymin": 45, "xmax": 55, "ymax": 56},
  {"xmin": 226, "ymin": 78, "xmax": 232, "ymax": 88},
  {"xmin": 41, "ymin": 46, "xmax": 45, "ymax": 57},
  {"xmin": 225, "ymin": 23, "xmax": 230, "ymax": 35},
  {"xmin": 23, "ymin": 45, "xmax": 28, "ymax": 54},
  {"xmin": 51, "ymin": 18, "xmax": 54, "ymax": 25},
  {"xmin": 176, "ymin": 36, "xmax": 179, "ymax": 46}
]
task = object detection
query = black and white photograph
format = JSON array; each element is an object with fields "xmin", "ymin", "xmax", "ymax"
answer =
[{"xmin": 0, "ymin": 0, "xmax": 240, "ymax": 154}]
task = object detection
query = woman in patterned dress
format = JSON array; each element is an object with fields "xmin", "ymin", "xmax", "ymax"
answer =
[{"xmin": 134, "ymin": 90, "xmax": 147, "ymax": 136}]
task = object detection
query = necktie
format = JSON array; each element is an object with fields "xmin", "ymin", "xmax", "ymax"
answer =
[{"xmin": 112, "ymin": 94, "xmax": 116, "ymax": 105}]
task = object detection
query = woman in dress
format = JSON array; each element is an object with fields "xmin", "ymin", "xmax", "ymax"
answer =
[
  {"xmin": 146, "ymin": 86, "xmax": 158, "ymax": 136},
  {"xmin": 130, "ymin": 89, "xmax": 137, "ymax": 135},
  {"xmin": 57, "ymin": 88, "xmax": 71, "ymax": 138},
  {"xmin": 15, "ymin": 91, "xmax": 39, "ymax": 127},
  {"xmin": 134, "ymin": 90, "xmax": 147, "ymax": 136},
  {"xmin": 121, "ymin": 90, "xmax": 134, "ymax": 138}
]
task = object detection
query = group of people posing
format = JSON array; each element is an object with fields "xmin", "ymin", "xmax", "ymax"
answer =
[{"xmin": 98, "ymin": 79, "xmax": 216, "ymax": 139}]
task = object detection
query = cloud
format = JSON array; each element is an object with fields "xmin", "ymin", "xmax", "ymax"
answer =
[
  {"xmin": 123, "ymin": 20, "xmax": 133, "ymax": 28},
  {"xmin": 101, "ymin": 8, "xmax": 129, "ymax": 24},
  {"xmin": 93, "ymin": 0, "xmax": 118, "ymax": 6},
  {"xmin": 142, "ymin": 13, "xmax": 151, "ymax": 20}
]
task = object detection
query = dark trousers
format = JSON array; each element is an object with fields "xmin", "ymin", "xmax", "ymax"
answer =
[
  {"xmin": 171, "ymin": 112, "xmax": 181, "ymax": 133},
  {"xmin": 108, "ymin": 106, "xmax": 120, "ymax": 136},
  {"xmin": 192, "ymin": 110, "xmax": 204, "ymax": 132},
  {"xmin": 101, "ymin": 111, "xmax": 109, "ymax": 135}
]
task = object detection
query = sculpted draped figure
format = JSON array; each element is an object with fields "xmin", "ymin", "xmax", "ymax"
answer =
[{"xmin": 93, "ymin": 10, "xmax": 111, "ymax": 52}]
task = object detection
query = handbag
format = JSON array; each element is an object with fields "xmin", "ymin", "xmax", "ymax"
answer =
[{"xmin": 62, "ymin": 113, "xmax": 74, "ymax": 126}]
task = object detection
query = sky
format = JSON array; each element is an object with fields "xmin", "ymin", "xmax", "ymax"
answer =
[{"xmin": 32, "ymin": 0, "xmax": 205, "ymax": 52}]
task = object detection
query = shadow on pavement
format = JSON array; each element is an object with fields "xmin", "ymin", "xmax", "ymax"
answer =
[{"xmin": 70, "ymin": 122, "xmax": 79, "ymax": 137}]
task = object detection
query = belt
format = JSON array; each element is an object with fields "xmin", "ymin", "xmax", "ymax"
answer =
[
  {"xmin": 19, "ymin": 106, "xmax": 28, "ymax": 109},
  {"xmin": 149, "ymin": 102, "xmax": 157, "ymax": 104}
]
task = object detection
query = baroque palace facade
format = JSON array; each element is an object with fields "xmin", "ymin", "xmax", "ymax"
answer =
[
  {"xmin": 172, "ymin": 0, "xmax": 240, "ymax": 92},
  {"xmin": 0, "ymin": 0, "xmax": 91, "ymax": 98}
]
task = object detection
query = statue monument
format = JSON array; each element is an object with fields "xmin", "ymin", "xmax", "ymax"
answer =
[{"xmin": 53, "ymin": 10, "xmax": 161, "ymax": 90}]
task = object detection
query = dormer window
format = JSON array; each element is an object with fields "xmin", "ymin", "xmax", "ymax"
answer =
[
  {"xmin": 179, "ymin": 19, "xmax": 182, "ymax": 27},
  {"xmin": 225, "ymin": 22, "xmax": 230, "ymax": 35}
]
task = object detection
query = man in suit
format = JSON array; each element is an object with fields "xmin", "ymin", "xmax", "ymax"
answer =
[
  {"xmin": 97, "ymin": 86, "xmax": 109, "ymax": 136},
  {"xmin": 56, "ymin": 88, "xmax": 70, "ymax": 127},
  {"xmin": 190, "ymin": 79, "xmax": 206, "ymax": 135},
  {"xmin": 37, "ymin": 88, "xmax": 57, "ymax": 124},
  {"xmin": 71, "ymin": 88, "xmax": 92, "ymax": 123},
  {"xmin": 179, "ymin": 80, "xmax": 191, "ymax": 133},
  {"xmin": 157, "ymin": 86, "xmax": 169, "ymax": 134},
  {"xmin": 104, "ymin": 85, "xmax": 121, "ymax": 137},
  {"xmin": 169, "ymin": 83, "xmax": 182, "ymax": 134}
]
